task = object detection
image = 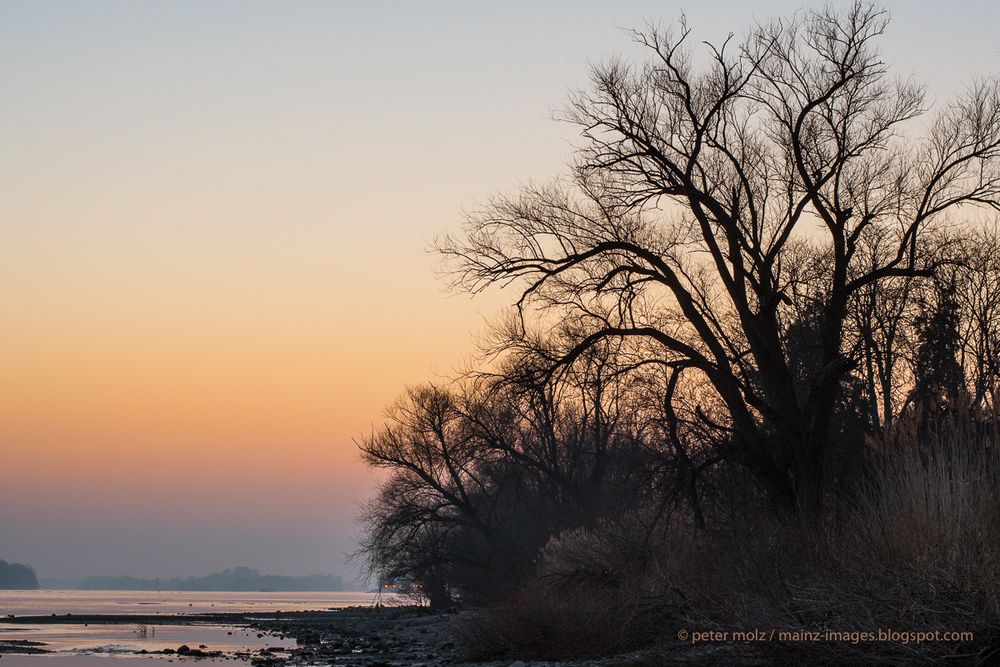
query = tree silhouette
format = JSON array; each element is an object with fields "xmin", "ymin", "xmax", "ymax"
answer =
[
  {"xmin": 0, "ymin": 559, "xmax": 39, "ymax": 589},
  {"xmin": 911, "ymin": 273, "xmax": 967, "ymax": 407},
  {"xmin": 442, "ymin": 1, "xmax": 1000, "ymax": 513}
]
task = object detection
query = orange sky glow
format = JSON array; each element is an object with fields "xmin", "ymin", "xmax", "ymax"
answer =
[{"xmin": 2, "ymin": 0, "xmax": 996, "ymax": 581}]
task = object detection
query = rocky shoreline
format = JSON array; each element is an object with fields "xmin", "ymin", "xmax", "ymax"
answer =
[
  {"xmin": 1, "ymin": 606, "xmax": 756, "ymax": 666},
  {"xmin": 1, "ymin": 607, "xmax": 473, "ymax": 665}
]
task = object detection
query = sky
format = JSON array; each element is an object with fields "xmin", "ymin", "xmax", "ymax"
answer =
[{"xmin": 1, "ymin": 1, "xmax": 998, "ymax": 584}]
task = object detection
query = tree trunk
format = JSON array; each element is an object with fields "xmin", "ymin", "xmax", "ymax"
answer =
[
  {"xmin": 424, "ymin": 572, "xmax": 452, "ymax": 610},
  {"xmin": 793, "ymin": 435, "xmax": 826, "ymax": 515},
  {"xmin": 737, "ymin": 427, "xmax": 828, "ymax": 518},
  {"xmin": 736, "ymin": 434, "xmax": 797, "ymax": 518}
]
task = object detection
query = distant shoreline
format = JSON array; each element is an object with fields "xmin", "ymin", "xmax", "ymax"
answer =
[
  {"xmin": 2, "ymin": 609, "xmax": 348, "ymax": 625},
  {"xmin": 20, "ymin": 587, "xmax": 369, "ymax": 593}
]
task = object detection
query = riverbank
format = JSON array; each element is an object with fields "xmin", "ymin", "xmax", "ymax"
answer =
[
  {"xmin": 1, "ymin": 607, "xmax": 458, "ymax": 664},
  {"xmin": 1, "ymin": 606, "xmax": 759, "ymax": 665},
  {"xmin": 1, "ymin": 608, "xmax": 467, "ymax": 664}
]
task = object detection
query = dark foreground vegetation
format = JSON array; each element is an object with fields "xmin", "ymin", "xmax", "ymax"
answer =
[
  {"xmin": 359, "ymin": 2, "xmax": 1000, "ymax": 665},
  {"xmin": 0, "ymin": 559, "xmax": 39, "ymax": 589}
]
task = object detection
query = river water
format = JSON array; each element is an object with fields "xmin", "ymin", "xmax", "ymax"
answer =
[{"xmin": 0, "ymin": 590, "xmax": 385, "ymax": 665}]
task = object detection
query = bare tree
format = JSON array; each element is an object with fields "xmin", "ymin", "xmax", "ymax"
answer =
[
  {"xmin": 956, "ymin": 224, "xmax": 1000, "ymax": 407},
  {"xmin": 848, "ymin": 228, "xmax": 918, "ymax": 430},
  {"xmin": 357, "ymin": 339, "xmax": 667, "ymax": 603},
  {"xmin": 358, "ymin": 386, "xmax": 498, "ymax": 607},
  {"xmin": 467, "ymin": 319, "xmax": 660, "ymax": 524},
  {"xmin": 442, "ymin": 2, "xmax": 1000, "ymax": 513}
]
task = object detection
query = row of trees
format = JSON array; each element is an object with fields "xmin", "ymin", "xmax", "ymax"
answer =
[
  {"xmin": 0, "ymin": 559, "xmax": 39, "ymax": 589},
  {"xmin": 79, "ymin": 567, "xmax": 346, "ymax": 592},
  {"xmin": 359, "ymin": 2, "xmax": 1000, "ymax": 608},
  {"xmin": 360, "ymin": 333, "xmax": 668, "ymax": 605}
]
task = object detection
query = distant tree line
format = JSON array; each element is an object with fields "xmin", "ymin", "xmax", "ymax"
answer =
[
  {"xmin": 358, "ymin": 1, "xmax": 1000, "ymax": 610},
  {"xmin": 0, "ymin": 559, "xmax": 39, "ymax": 589},
  {"xmin": 80, "ymin": 566, "xmax": 345, "ymax": 592}
]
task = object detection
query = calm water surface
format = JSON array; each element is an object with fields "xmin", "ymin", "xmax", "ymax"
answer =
[
  {"xmin": 0, "ymin": 590, "xmax": 388, "ymax": 665},
  {"xmin": 0, "ymin": 589, "xmax": 380, "ymax": 616}
]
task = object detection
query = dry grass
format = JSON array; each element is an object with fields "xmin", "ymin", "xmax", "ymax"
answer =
[
  {"xmin": 457, "ymin": 521, "xmax": 686, "ymax": 660},
  {"xmin": 461, "ymin": 417, "xmax": 1000, "ymax": 664},
  {"xmin": 664, "ymin": 416, "xmax": 1000, "ymax": 665},
  {"xmin": 457, "ymin": 585, "xmax": 682, "ymax": 661}
]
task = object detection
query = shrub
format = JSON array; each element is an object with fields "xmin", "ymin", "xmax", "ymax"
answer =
[{"xmin": 461, "ymin": 417, "xmax": 1000, "ymax": 665}]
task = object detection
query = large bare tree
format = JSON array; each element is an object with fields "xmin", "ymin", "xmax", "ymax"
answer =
[{"xmin": 442, "ymin": 2, "xmax": 1000, "ymax": 513}]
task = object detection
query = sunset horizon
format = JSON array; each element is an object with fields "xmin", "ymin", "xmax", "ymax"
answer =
[{"xmin": 3, "ymin": 2, "xmax": 1000, "ymax": 665}]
